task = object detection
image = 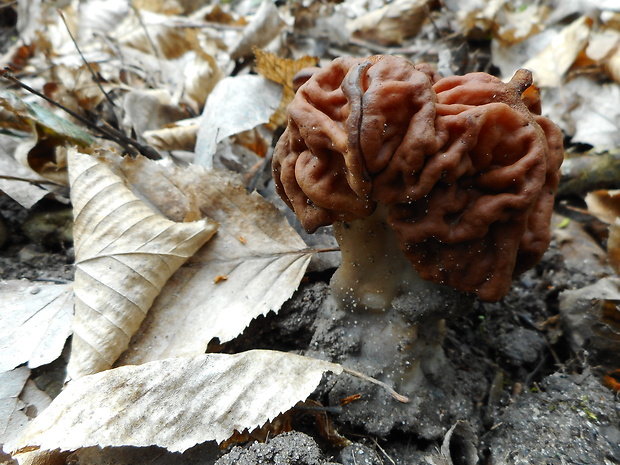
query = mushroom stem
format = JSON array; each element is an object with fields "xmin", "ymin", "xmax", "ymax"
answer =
[
  {"xmin": 330, "ymin": 204, "xmax": 419, "ymax": 311},
  {"xmin": 328, "ymin": 204, "xmax": 462, "ymax": 392}
]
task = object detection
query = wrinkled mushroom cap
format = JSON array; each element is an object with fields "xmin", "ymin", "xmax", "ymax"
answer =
[{"xmin": 272, "ymin": 55, "xmax": 564, "ymax": 302}]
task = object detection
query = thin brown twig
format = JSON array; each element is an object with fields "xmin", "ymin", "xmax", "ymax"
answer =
[{"xmin": 57, "ymin": 8, "xmax": 117, "ymax": 109}]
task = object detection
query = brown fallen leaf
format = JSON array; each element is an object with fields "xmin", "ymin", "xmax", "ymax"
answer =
[
  {"xmin": 67, "ymin": 148, "xmax": 218, "ymax": 379},
  {"xmin": 254, "ymin": 48, "xmax": 318, "ymax": 127}
]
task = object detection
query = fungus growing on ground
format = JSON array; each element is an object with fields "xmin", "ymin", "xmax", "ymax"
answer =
[
  {"xmin": 273, "ymin": 55, "xmax": 563, "ymax": 307},
  {"xmin": 272, "ymin": 56, "xmax": 563, "ymax": 408}
]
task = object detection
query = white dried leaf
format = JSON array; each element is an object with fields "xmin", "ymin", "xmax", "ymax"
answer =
[
  {"xmin": 194, "ymin": 75, "xmax": 282, "ymax": 168},
  {"xmin": 494, "ymin": 4, "xmax": 548, "ymax": 45},
  {"xmin": 13, "ymin": 350, "xmax": 343, "ymax": 453},
  {"xmin": 0, "ymin": 280, "xmax": 73, "ymax": 373},
  {"xmin": 1, "ymin": 380, "xmax": 51, "ymax": 452},
  {"xmin": 114, "ymin": 10, "xmax": 192, "ymax": 59},
  {"xmin": 544, "ymin": 76, "xmax": 620, "ymax": 149},
  {"xmin": 347, "ymin": 0, "xmax": 428, "ymax": 45},
  {"xmin": 77, "ymin": 0, "xmax": 130, "ymax": 43},
  {"xmin": 122, "ymin": 89, "xmax": 186, "ymax": 141},
  {"xmin": 67, "ymin": 149, "xmax": 218, "ymax": 379},
  {"xmin": 0, "ymin": 366, "xmax": 30, "ymax": 448},
  {"xmin": 522, "ymin": 16, "xmax": 592, "ymax": 87},
  {"xmin": 112, "ymin": 161, "xmax": 312, "ymax": 364},
  {"xmin": 229, "ymin": 0, "xmax": 285, "ymax": 59}
]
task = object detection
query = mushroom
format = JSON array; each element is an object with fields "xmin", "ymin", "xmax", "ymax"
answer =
[
  {"xmin": 273, "ymin": 55, "xmax": 563, "ymax": 307},
  {"xmin": 272, "ymin": 56, "xmax": 563, "ymax": 401}
]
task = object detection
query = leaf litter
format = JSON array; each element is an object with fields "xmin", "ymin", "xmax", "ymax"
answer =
[{"xmin": 1, "ymin": 0, "xmax": 620, "ymax": 463}]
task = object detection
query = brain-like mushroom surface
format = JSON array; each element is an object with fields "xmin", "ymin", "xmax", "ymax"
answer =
[{"xmin": 273, "ymin": 55, "xmax": 564, "ymax": 302}]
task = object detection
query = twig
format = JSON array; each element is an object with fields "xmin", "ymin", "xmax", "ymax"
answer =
[
  {"xmin": 343, "ymin": 367, "xmax": 410, "ymax": 403},
  {"xmin": 0, "ymin": 174, "xmax": 64, "ymax": 187},
  {"xmin": 57, "ymin": 9, "xmax": 117, "ymax": 109},
  {"xmin": 3, "ymin": 71, "xmax": 161, "ymax": 159},
  {"xmin": 99, "ymin": 119, "xmax": 161, "ymax": 159},
  {"xmin": 371, "ymin": 438, "xmax": 396, "ymax": 465},
  {"xmin": 129, "ymin": 2, "xmax": 160, "ymax": 60},
  {"xmin": 3, "ymin": 70, "xmax": 112, "ymax": 139}
]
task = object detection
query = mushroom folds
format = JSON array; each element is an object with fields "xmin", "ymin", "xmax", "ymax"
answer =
[{"xmin": 273, "ymin": 55, "xmax": 564, "ymax": 302}]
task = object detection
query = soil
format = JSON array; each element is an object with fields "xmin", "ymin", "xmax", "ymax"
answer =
[{"xmin": 2, "ymin": 189, "xmax": 619, "ymax": 464}]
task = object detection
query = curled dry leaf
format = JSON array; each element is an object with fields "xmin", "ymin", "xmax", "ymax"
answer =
[
  {"xmin": 0, "ymin": 280, "xmax": 73, "ymax": 373},
  {"xmin": 13, "ymin": 350, "xmax": 343, "ymax": 454},
  {"xmin": 102, "ymin": 157, "xmax": 312, "ymax": 365},
  {"xmin": 142, "ymin": 123, "xmax": 198, "ymax": 152},
  {"xmin": 67, "ymin": 148, "xmax": 218, "ymax": 379}
]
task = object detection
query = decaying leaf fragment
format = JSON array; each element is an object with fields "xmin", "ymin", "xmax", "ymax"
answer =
[
  {"xmin": 67, "ymin": 148, "xmax": 218, "ymax": 379},
  {"xmin": 12, "ymin": 350, "xmax": 343, "ymax": 454}
]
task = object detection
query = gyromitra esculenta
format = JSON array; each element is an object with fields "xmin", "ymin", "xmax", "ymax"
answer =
[{"xmin": 273, "ymin": 55, "xmax": 563, "ymax": 308}]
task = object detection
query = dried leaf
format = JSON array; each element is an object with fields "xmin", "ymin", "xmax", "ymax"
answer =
[
  {"xmin": 99, "ymin": 158, "xmax": 312, "ymax": 365},
  {"xmin": 0, "ymin": 91, "xmax": 94, "ymax": 148},
  {"xmin": 115, "ymin": 10, "xmax": 193, "ymax": 59},
  {"xmin": 142, "ymin": 123, "xmax": 198, "ymax": 152},
  {"xmin": 183, "ymin": 50, "xmax": 223, "ymax": 109},
  {"xmin": 0, "ymin": 135, "xmax": 51, "ymax": 209},
  {"xmin": 13, "ymin": 350, "xmax": 343, "ymax": 453},
  {"xmin": 229, "ymin": 0, "xmax": 285, "ymax": 60},
  {"xmin": 494, "ymin": 5, "xmax": 548, "ymax": 45},
  {"xmin": 122, "ymin": 89, "xmax": 188, "ymax": 141},
  {"xmin": 0, "ymin": 366, "xmax": 30, "ymax": 447},
  {"xmin": 194, "ymin": 75, "xmax": 282, "ymax": 168},
  {"xmin": 254, "ymin": 48, "xmax": 318, "ymax": 127},
  {"xmin": 608, "ymin": 221, "xmax": 620, "ymax": 274},
  {"xmin": 76, "ymin": 0, "xmax": 130, "ymax": 44},
  {"xmin": 586, "ymin": 190, "xmax": 620, "ymax": 274},
  {"xmin": 523, "ymin": 16, "xmax": 592, "ymax": 87},
  {"xmin": 67, "ymin": 148, "xmax": 218, "ymax": 379},
  {"xmin": 0, "ymin": 280, "xmax": 73, "ymax": 373},
  {"xmin": 552, "ymin": 215, "xmax": 613, "ymax": 278},
  {"xmin": 585, "ymin": 190, "xmax": 620, "ymax": 225},
  {"xmin": 346, "ymin": 0, "xmax": 428, "ymax": 46}
]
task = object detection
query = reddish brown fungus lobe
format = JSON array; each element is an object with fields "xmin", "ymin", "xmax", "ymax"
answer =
[{"xmin": 272, "ymin": 55, "xmax": 564, "ymax": 302}]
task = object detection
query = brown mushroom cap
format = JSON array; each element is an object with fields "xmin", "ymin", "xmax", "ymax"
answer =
[{"xmin": 272, "ymin": 55, "xmax": 564, "ymax": 302}]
